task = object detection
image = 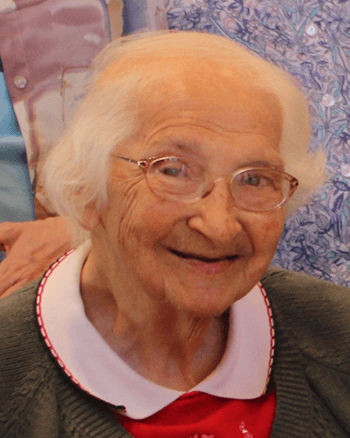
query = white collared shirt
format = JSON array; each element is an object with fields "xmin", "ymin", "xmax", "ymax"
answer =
[{"xmin": 37, "ymin": 243, "xmax": 274, "ymax": 419}]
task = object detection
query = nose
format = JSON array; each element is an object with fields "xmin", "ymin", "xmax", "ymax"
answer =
[{"xmin": 187, "ymin": 179, "xmax": 245, "ymax": 246}]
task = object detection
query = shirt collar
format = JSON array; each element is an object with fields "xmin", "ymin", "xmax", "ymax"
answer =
[{"xmin": 37, "ymin": 242, "xmax": 274, "ymax": 419}]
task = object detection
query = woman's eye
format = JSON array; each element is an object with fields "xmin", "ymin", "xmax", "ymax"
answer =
[
  {"xmin": 152, "ymin": 158, "xmax": 202, "ymax": 179},
  {"xmin": 154, "ymin": 159, "xmax": 190, "ymax": 177},
  {"xmin": 244, "ymin": 175, "xmax": 262, "ymax": 186},
  {"xmin": 239, "ymin": 172, "xmax": 276, "ymax": 188},
  {"xmin": 161, "ymin": 166, "xmax": 186, "ymax": 177}
]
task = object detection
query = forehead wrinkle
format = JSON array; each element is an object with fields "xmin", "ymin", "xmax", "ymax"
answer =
[
  {"xmin": 139, "ymin": 89, "xmax": 284, "ymax": 143},
  {"xmin": 143, "ymin": 117, "xmax": 281, "ymax": 149},
  {"xmin": 143, "ymin": 129, "xmax": 282, "ymax": 163},
  {"xmin": 123, "ymin": 69, "xmax": 284, "ymax": 164}
]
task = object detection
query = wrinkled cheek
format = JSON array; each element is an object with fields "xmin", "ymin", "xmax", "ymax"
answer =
[
  {"xmin": 248, "ymin": 211, "xmax": 284, "ymax": 262},
  {"xmin": 259, "ymin": 216, "xmax": 285, "ymax": 255},
  {"xmin": 103, "ymin": 177, "xmax": 146, "ymax": 248},
  {"xmin": 115, "ymin": 198, "xmax": 167, "ymax": 271},
  {"xmin": 117, "ymin": 206, "xmax": 170, "ymax": 296},
  {"xmin": 117, "ymin": 204, "xmax": 140, "ymax": 248},
  {"xmin": 117, "ymin": 195, "xmax": 174, "ymax": 247}
]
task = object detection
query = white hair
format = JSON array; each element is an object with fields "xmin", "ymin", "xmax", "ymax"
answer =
[{"xmin": 43, "ymin": 31, "xmax": 326, "ymax": 245}]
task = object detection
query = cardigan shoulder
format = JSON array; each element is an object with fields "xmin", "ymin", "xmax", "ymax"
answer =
[
  {"xmin": 0, "ymin": 279, "xmax": 62, "ymax": 437},
  {"xmin": 0, "ymin": 279, "xmax": 131, "ymax": 438},
  {"xmin": 0, "ymin": 278, "xmax": 45, "ymax": 375},
  {"xmin": 261, "ymin": 267, "xmax": 350, "ymax": 368},
  {"xmin": 262, "ymin": 267, "xmax": 350, "ymax": 437}
]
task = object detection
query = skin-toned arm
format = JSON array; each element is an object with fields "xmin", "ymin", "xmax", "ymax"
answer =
[{"xmin": 0, "ymin": 216, "xmax": 73, "ymax": 298}]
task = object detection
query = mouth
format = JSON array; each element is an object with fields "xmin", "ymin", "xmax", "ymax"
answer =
[
  {"xmin": 169, "ymin": 248, "xmax": 236, "ymax": 262},
  {"xmin": 168, "ymin": 248, "xmax": 238, "ymax": 275}
]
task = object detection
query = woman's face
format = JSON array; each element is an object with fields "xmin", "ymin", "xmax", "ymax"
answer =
[{"xmin": 89, "ymin": 68, "xmax": 286, "ymax": 318}]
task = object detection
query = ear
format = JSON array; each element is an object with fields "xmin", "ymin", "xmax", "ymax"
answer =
[{"xmin": 77, "ymin": 202, "xmax": 100, "ymax": 231}]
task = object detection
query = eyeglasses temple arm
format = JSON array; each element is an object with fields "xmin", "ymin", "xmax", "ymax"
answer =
[{"xmin": 112, "ymin": 155, "xmax": 147, "ymax": 168}]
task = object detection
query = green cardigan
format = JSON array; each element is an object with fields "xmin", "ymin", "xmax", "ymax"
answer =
[{"xmin": 1, "ymin": 268, "xmax": 350, "ymax": 437}]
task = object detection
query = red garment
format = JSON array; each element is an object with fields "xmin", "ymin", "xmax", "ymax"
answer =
[{"xmin": 111, "ymin": 388, "xmax": 276, "ymax": 438}]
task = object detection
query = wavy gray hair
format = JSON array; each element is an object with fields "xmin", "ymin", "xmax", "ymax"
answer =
[{"xmin": 43, "ymin": 31, "xmax": 326, "ymax": 245}]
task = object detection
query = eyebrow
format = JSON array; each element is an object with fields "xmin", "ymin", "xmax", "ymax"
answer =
[
  {"xmin": 143, "ymin": 140, "xmax": 203, "ymax": 160},
  {"xmin": 239, "ymin": 160, "xmax": 284, "ymax": 171},
  {"xmin": 161, "ymin": 141, "xmax": 201, "ymax": 153}
]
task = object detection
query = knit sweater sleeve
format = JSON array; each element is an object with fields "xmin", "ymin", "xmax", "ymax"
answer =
[
  {"xmin": 262, "ymin": 267, "xmax": 350, "ymax": 364},
  {"xmin": 0, "ymin": 280, "xmax": 61, "ymax": 437},
  {"xmin": 262, "ymin": 267, "xmax": 350, "ymax": 437},
  {"xmin": 0, "ymin": 280, "xmax": 132, "ymax": 438}
]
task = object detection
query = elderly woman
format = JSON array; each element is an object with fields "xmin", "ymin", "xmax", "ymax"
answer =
[{"xmin": 1, "ymin": 31, "xmax": 350, "ymax": 438}]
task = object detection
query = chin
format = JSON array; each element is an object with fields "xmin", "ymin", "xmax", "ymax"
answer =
[{"xmin": 164, "ymin": 281, "xmax": 246, "ymax": 318}]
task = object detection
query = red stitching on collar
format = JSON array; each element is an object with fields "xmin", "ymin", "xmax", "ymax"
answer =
[
  {"xmin": 258, "ymin": 282, "xmax": 275, "ymax": 393},
  {"xmin": 36, "ymin": 250, "xmax": 93, "ymax": 391}
]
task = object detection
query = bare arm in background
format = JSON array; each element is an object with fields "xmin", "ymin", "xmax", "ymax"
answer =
[{"xmin": 0, "ymin": 214, "xmax": 73, "ymax": 298}]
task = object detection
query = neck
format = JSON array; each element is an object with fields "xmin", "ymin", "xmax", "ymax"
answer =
[{"xmin": 80, "ymin": 251, "xmax": 228, "ymax": 391}]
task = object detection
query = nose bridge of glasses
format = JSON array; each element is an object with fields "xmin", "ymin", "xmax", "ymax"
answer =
[{"xmin": 202, "ymin": 174, "xmax": 235, "ymax": 201}]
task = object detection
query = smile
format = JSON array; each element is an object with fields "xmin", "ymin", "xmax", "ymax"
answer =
[
  {"xmin": 168, "ymin": 248, "xmax": 237, "ymax": 275},
  {"xmin": 169, "ymin": 248, "xmax": 236, "ymax": 262}
]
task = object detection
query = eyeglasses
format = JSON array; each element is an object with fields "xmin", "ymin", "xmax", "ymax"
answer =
[{"xmin": 112, "ymin": 155, "xmax": 299, "ymax": 212}]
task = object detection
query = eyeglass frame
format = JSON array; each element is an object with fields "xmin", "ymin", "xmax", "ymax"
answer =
[{"xmin": 111, "ymin": 154, "xmax": 299, "ymax": 212}]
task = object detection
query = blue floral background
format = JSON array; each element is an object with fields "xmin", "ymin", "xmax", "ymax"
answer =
[{"xmin": 165, "ymin": 0, "xmax": 350, "ymax": 286}]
